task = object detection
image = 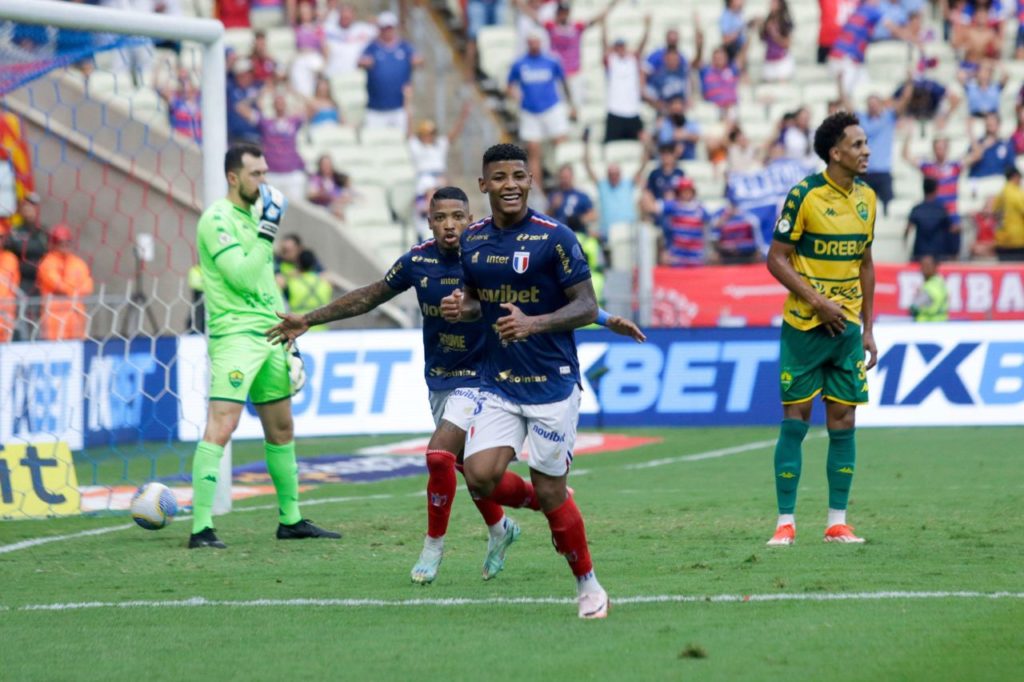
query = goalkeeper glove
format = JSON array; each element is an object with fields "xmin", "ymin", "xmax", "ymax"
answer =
[
  {"xmin": 287, "ymin": 346, "xmax": 306, "ymax": 396},
  {"xmin": 257, "ymin": 184, "xmax": 287, "ymax": 243}
]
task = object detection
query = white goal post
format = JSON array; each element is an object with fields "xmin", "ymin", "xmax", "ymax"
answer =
[{"xmin": 0, "ymin": 0, "xmax": 234, "ymax": 513}]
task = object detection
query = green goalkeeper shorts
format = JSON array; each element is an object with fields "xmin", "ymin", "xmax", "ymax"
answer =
[
  {"xmin": 778, "ymin": 321, "xmax": 868, "ymax": 406},
  {"xmin": 208, "ymin": 333, "xmax": 292, "ymax": 405}
]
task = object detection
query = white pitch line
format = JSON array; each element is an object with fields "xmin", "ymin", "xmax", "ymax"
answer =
[
  {"xmin": 9, "ymin": 591, "xmax": 1024, "ymax": 613},
  {"xmin": 0, "ymin": 432, "xmax": 810, "ymax": 556},
  {"xmin": 625, "ymin": 432, "xmax": 826, "ymax": 470},
  {"xmin": 0, "ymin": 492, "xmax": 409, "ymax": 555}
]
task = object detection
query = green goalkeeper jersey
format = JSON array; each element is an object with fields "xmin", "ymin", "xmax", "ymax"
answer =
[{"xmin": 196, "ymin": 198, "xmax": 283, "ymax": 337}]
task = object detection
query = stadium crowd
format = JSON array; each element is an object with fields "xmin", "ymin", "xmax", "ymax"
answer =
[{"xmin": 7, "ymin": 0, "xmax": 1024, "ymax": 342}]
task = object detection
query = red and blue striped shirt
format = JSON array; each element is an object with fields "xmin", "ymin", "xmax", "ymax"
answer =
[
  {"xmin": 920, "ymin": 161, "xmax": 962, "ymax": 220},
  {"xmin": 699, "ymin": 65, "xmax": 738, "ymax": 108},
  {"xmin": 660, "ymin": 200, "xmax": 709, "ymax": 266},
  {"xmin": 713, "ymin": 209, "xmax": 762, "ymax": 256},
  {"xmin": 829, "ymin": 3, "xmax": 884, "ymax": 64}
]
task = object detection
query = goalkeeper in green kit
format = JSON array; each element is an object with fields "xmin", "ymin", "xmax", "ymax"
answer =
[{"xmin": 188, "ymin": 143, "xmax": 341, "ymax": 549}]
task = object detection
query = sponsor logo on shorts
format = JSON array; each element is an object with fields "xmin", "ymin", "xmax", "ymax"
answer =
[
  {"xmin": 451, "ymin": 388, "xmax": 477, "ymax": 400},
  {"xmin": 532, "ymin": 424, "xmax": 565, "ymax": 443},
  {"xmin": 228, "ymin": 369, "xmax": 244, "ymax": 388}
]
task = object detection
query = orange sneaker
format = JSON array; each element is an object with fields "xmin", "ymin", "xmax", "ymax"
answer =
[
  {"xmin": 824, "ymin": 524, "xmax": 865, "ymax": 543},
  {"xmin": 766, "ymin": 524, "xmax": 796, "ymax": 546}
]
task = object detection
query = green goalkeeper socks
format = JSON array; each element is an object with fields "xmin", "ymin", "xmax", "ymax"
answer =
[
  {"xmin": 826, "ymin": 428, "xmax": 856, "ymax": 510},
  {"xmin": 266, "ymin": 441, "xmax": 302, "ymax": 525},
  {"xmin": 191, "ymin": 441, "xmax": 224, "ymax": 534},
  {"xmin": 774, "ymin": 419, "xmax": 809, "ymax": 515}
]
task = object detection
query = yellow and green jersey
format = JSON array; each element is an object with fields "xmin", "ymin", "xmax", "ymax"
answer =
[
  {"xmin": 772, "ymin": 171, "xmax": 876, "ymax": 331},
  {"xmin": 196, "ymin": 198, "xmax": 284, "ymax": 337}
]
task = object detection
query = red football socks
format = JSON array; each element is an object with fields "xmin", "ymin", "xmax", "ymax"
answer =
[
  {"xmin": 425, "ymin": 449, "xmax": 457, "ymax": 538},
  {"xmin": 456, "ymin": 461, "xmax": 504, "ymax": 526},
  {"xmin": 544, "ymin": 496, "xmax": 593, "ymax": 578},
  {"xmin": 489, "ymin": 470, "xmax": 541, "ymax": 510}
]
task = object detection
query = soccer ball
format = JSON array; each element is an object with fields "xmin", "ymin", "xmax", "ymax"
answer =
[{"xmin": 130, "ymin": 482, "xmax": 178, "ymax": 530}]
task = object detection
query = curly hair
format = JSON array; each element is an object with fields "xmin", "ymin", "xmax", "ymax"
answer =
[
  {"xmin": 482, "ymin": 143, "xmax": 528, "ymax": 171},
  {"xmin": 812, "ymin": 111, "xmax": 860, "ymax": 164}
]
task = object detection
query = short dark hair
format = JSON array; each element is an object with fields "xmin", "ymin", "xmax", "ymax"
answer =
[
  {"xmin": 429, "ymin": 186, "xmax": 469, "ymax": 207},
  {"xmin": 482, "ymin": 143, "xmax": 528, "ymax": 172},
  {"xmin": 282, "ymin": 234, "xmax": 303, "ymax": 247},
  {"xmin": 1007, "ymin": 165, "xmax": 1021, "ymax": 180},
  {"xmin": 922, "ymin": 177, "xmax": 938, "ymax": 195},
  {"xmin": 225, "ymin": 143, "xmax": 263, "ymax": 175},
  {"xmin": 813, "ymin": 111, "xmax": 860, "ymax": 163},
  {"xmin": 298, "ymin": 249, "xmax": 318, "ymax": 272}
]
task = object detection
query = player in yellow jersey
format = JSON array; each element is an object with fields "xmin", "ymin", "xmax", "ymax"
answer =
[{"xmin": 764, "ymin": 111, "xmax": 878, "ymax": 546}]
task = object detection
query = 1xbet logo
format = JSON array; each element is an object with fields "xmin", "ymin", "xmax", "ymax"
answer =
[{"xmin": 875, "ymin": 342, "xmax": 1024, "ymax": 405}]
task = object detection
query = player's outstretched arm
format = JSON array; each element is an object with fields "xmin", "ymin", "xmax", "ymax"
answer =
[
  {"xmin": 266, "ymin": 279, "xmax": 399, "ymax": 345},
  {"xmin": 496, "ymin": 280, "xmax": 598, "ymax": 341},
  {"xmin": 597, "ymin": 309, "xmax": 646, "ymax": 342}
]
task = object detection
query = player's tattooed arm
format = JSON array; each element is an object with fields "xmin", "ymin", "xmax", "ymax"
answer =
[
  {"xmin": 306, "ymin": 279, "xmax": 400, "ymax": 325},
  {"xmin": 497, "ymin": 280, "xmax": 598, "ymax": 341},
  {"xmin": 266, "ymin": 279, "xmax": 399, "ymax": 345}
]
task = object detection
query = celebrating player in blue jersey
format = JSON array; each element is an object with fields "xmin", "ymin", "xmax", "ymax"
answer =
[
  {"xmin": 267, "ymin": 186, "xmax": 643, "ymax": 586},
  {"xmin": 441, "ymin": 144, "xmax": 612, "ymax": 619}
]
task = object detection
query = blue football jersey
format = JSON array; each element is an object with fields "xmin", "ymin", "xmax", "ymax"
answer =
[
  {"xmin": 460, "ymin": 210, "xmax": 592, "ymax": 404},
  {"xmin": 384, "ymin": 240, "xmax": 486, "ymax": 391}
]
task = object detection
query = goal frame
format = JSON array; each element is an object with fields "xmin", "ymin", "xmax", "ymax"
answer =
[{"xmin": 0, "ymin": 1, "xmax": 234, "ymax": 513}]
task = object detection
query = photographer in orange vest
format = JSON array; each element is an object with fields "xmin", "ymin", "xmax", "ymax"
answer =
[
  {"xmin": 37, "ymin": 224, "xmax": 93, "ymax": 340},
  {"xmin": 0, "ymin": 246, "xmax": 18, "ymax": 342}
]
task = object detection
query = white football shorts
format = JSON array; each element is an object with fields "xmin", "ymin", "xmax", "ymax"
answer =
[
  {"xmin": 428, "ymin": 387, "xmax": 482, "ymax": 431},
  {"xmin": 464, "ymin": 385, "xmax": 581, "ymax": 477}
]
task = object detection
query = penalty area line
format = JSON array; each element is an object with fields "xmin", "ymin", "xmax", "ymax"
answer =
[{"xmin": 9, "ymin": 591, "xmax": 1024, "ymax": 612}]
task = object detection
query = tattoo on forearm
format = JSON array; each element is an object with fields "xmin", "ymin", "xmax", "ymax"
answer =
[{"xmin": 305, "ymin": 280, "xmax": 395, "ymax": 325}]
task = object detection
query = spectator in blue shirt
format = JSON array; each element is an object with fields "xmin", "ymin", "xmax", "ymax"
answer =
[
  {"xmin": 507, "ymin": 31, "xmax": 574, "ymax": 189},
  {"xmin": 226, "ymin": 58, "xmax": 262, "ymax": 144},
  {"xmin": 643, "ymin": 48, "xmax": 690, "ymax": 114},
  {"xmin": 358, "ymin": 11, "xmax": 423, "ymax": 135},
  {"xmin": 645, "ymin": 28, "xmax": 682, "ymax": 74},
  {"xmin": 872, "ymin": 0, "xmax": 910, "ymax": 41},
  {"xmin": 963, "ymin": 60, "xmax": 1008, "ymax": 118},
  {"xmin": 548, "ymin": 165, "xmax": 597, "ymax": 226},
  {"xmin": 644, "ymin": 144, "xmax": 686, "ymax": 204},
  {"xmin": 967, "ymin": 112, "xmax": 1016, "ymax": 179},
  {"xmin": 859, "ymin": 88, "xmax": 912, "ymax": 215},
  {"xmin": 583, "ymin": 129, "xmax": 647, "ymax": 238},
  {"xmin": 654, "ymin": 96, "xmax": 702, "ymax": 161},
  {"xmin": 905, "ymin": 177, "xmax": 955, "ymax": 260},
  {"xmin": 720, "ymin": 0, "xmax": 750, "ymax": 67}
]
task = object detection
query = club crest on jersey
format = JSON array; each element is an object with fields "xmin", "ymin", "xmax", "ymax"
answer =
[
  {"xmin": 512, "ymin": 251, "xmax": 530, "ymax": 274},
  {"xmin": 856, "ymin": 201, "xmax": 869, "ymax": 221}
]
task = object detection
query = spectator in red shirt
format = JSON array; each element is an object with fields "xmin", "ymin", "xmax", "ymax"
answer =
[
  {"xmin": 250, "ymin": 30, "xmax": 279, "ymax": 85},
  {"xmin": 817, "ymin": 0, "xmax": 859, "ymax": 64},
  {"xmin": 217, "ymin": 0, "xmax": 251, "ymax": 29}
]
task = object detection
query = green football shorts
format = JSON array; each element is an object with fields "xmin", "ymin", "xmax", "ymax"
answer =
[
  {"xmin": 778, "ymin": 321, "xmax": 868, "ymax": 406},
  {"xmin": 208, "ymin": 333, "xmax": 292, "ymax": 405}
]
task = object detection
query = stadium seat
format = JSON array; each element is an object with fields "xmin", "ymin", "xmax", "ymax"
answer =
[
  {"xmin": 308, "ymin": 123, "xmax": 359, "ymax": 149},
  {"xmin": 603, "ymin": 140, "xmax": 645, "ymax": 166},
  {"xmin": 360, "ymin": 126, "xmax": 406, "ymax": 146},
  {"xmin": 223, "ymin": 28, "xmax": 254, "ymax": 56}
]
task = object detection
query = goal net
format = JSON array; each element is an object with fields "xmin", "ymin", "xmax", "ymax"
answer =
[{"xmin": 0, "ymin": 4, "xmax": 227, "ymax": 519}]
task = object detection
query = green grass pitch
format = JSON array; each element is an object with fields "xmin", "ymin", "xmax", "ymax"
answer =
[{"xmin": 2, "ymin": 426, "xmax": 1023, "ymax": 681}]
